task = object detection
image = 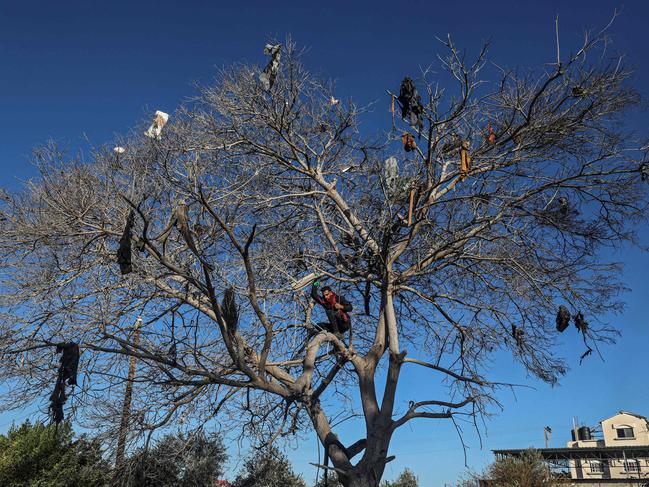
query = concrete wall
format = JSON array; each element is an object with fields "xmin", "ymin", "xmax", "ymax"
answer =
[
  {"xmin": 602, "ymin": 413, "xmax": 649, "ymax": 447},
  {"xmin": 565, "ymin": 482, "xmax": 649, "ymax": 486},
  {"xmin": 567, "ymin": 457, "xmax": 649, "ymax": 483},
  {"xmin": 566, "ymin": 413, "xmax": 649, "ymax": 482}
]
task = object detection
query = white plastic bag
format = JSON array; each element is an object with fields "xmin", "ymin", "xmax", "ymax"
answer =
[{"xmin": 144, "ymin": 110, "xmax": 169, "ymax": 139}]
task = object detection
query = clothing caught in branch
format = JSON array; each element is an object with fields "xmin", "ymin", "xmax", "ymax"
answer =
[
  {"xmin": 574, "ymin": 311, "xmax": 589, "ymax": 333},
  {"xmin": 401, "ymin": 133, "xmax": 416, "ymax": 152},
  {"xmin": 117, "ymin": 209, "xmax": 135, "ymax": 275},
  {"xmin": 144, "ymin": 110, "xmax": 169, "ymax": 140},
  {"xmin": 260, "ymin": 44, "xmax": 282, "ymax": 91},
  {"xmin": 398, "ymin": 77, "xmax": 424, "ymax": 133},
  {"xmin": 459, "ymin": 140, "xmax": 471, "ymax": 181},
  {"xmin": 640, "ymin": 163, "xmax": 648, "ymax": 182},
  {"xmin": 383, "ymin": 157, "xmax": 400, "ymax": 196},
  {"xmin": 49, "ymin": 342, "xmax": 80, "ymax": 424},
  {"xmin": 222, "ymin": 286, "xmax": 239, "ymax": 334},
  {"xmin": 157, "ymin": 200, "xmax": 213, "ymax": 270},
  {"xmin": 487, "ymin": 122, "xmax": 496, "ymax": 143},
  {"xmin": 556, "ymin": 305, "xmax": 570, "ymax": 332}
]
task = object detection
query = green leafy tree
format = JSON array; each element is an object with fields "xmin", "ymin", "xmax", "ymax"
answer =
[
  {"xmin": 316, "ymin": 468, "xmax": 418, "ymax": 487},
  {"xmin": 117, "ymin": 430, "xmax": 227, "ymax": 487},
  {"xmin": 233, "ymin": 447, "xmax": 306, "ymax": 487},
  {"xmin": 381, "ymin": 468, "xmax": 418, "ymax": 487},
  {"xmin": 457, "ymin": 448, "xmax": 556, "ymax": 487},
  {"xmin": 314, "ymin": 472, "xmax": 344, "ymax": 487},
  {"xmin": 488, "ymin": 449, "xmax": 554, "ymax": 487},
  {"xmin": 0, "ymin": 420, "xmax": 109, "ymax": 487}
]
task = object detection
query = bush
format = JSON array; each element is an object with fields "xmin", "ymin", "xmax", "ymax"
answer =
[
  {"xmin": 0, "ymin": 421, "xmax": 109, "ymax": 487},
  {"xmin": 117, "ymin": 430, "xmax": 227, "ymax": 487},
  {"xmin": 233, "ymin": 447, "xmax": 306, "ymax": 487}
]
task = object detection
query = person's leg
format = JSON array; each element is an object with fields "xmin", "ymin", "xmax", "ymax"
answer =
[
  {"xmin": 316, "ymin": 322, "xmax": 335, "ymax": 333},
  {"xmin": 306, "ymin": 322, "xmax": 332, "ymax": 340},
  {"xmin": 294, "ymin": 322, "xmax": 330, "ymax": 360}
]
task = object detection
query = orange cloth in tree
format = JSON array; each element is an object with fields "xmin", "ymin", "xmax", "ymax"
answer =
[{"xmin": 401, "ymin": 133, "xmax": 416, "ymax": 152}]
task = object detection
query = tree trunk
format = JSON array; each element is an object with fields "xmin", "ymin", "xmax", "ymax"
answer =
[
  {"xmin": 339, "ymin": 451, "xmax": 389, "ymax": 487},
  {"xmin": 341, "ymin": 470, "xmax": 380, "ymax": 487}
]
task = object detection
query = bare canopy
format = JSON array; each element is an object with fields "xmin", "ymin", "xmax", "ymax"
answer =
[{"xmin": 0, "ymin": 26, "xmax": 647, "ymax": 487}]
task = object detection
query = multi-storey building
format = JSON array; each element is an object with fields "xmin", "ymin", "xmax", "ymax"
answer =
[{"xmin": 492, "ymin": 411, "xmax": 649, "ymax": 486}]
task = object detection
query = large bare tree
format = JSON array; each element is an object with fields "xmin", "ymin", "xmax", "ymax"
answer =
[{"xmin": 0, "ymin": 25, "xmax": 647, "ymax": 487}]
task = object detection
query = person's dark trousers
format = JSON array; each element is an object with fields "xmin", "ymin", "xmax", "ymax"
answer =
[{"xmin": 314, "ymin": 322, "xmax": 338, "ymax": 334}]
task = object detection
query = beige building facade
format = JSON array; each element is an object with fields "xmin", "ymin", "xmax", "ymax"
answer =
[
  {"xmin": 493, "ymin": 411, "xmax": 649, "ymax": 486},
  {"xmin": 567, "ymin": 412, "xmax": 649, "ymax": 485}
]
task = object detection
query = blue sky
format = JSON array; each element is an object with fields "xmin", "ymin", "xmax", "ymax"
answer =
[{"xmin": 1, "ymin": 0, "xmax": 648, "ymax": 485}]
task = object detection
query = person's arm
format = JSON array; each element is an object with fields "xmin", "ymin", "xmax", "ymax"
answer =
[
  {"xmin": 311, "ymin": 284, "xmax": 324, "ymax": 305},
  {"xmin": 339, "ymin": 296, "xmax": 353, "ymax": 312}
]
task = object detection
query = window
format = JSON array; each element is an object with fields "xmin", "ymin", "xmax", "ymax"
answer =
[
  {"xmin": 624, "ymin": 459, "xmax": 641, "ymax": 473},
  {"xmin": 589, "ymin": 461, "xmax": 605, "ymax": 473},
  {"xmin": 617, "ymin": 427, "xmax": 635, "ymax": 439}
]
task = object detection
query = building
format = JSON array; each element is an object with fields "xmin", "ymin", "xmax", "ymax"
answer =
[{"xmin": 493, "ymin": 411, "xmax": 649, "ymax": 486}]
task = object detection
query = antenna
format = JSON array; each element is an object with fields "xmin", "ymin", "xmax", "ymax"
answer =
[{"xmin": 544, "ymin": 426, "xmax": 552, "ymax": 448}]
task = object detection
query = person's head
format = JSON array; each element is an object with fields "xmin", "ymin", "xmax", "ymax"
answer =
[{"xmin": 321, "ymin": 286, "xmax": 333, "ymax": 299}]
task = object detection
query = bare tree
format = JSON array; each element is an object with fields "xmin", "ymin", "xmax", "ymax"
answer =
[{"xmin": 0, "ymin": 23, "xmax": 647, "ymax": 487}]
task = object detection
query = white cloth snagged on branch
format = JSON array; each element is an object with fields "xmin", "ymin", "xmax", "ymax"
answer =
[
  {"xmin": 383, "ymin": 156, "xmax": 400, "ymax": 195},
  {"xmin": 259, "ymin": 44, "xmax": 281, "ymax": 91},
  {"xmin": 144, "ymin": 110, "xmax": 169, "ymax": 140},
  {"xmin": 291, "ymin": 272, "xmax": 319, "ymax": 291}
]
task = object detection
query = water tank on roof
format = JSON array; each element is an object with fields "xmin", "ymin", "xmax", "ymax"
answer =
[
  {"xmin": 578, "ymin": 426, "xmax": 592, "ymax": 440},
  {"xmin": 571, "ymin": 426, "xmax": 592, "ymax": 441}
]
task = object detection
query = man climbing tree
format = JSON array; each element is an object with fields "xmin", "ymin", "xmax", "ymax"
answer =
[
  {"xmin": 0, "ymin": 19, "xmax": 647, "ymax": 487},
  {"xmin": 310, "ymin": 282, "xmax": 353, "ymax": 336}
]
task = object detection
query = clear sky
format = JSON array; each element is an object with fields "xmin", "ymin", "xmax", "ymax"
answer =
[{"xmin": 1, "ymin": 1, "xmax": 648, "ymax": 485}]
